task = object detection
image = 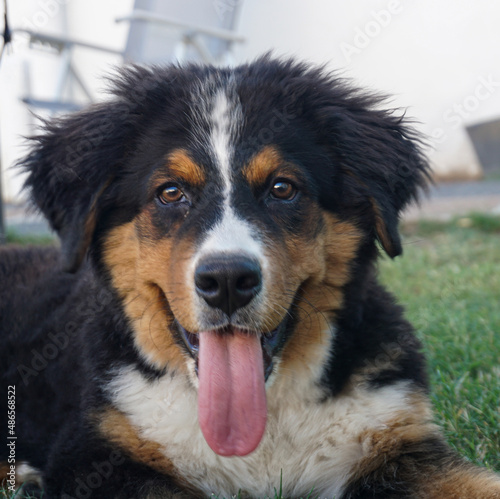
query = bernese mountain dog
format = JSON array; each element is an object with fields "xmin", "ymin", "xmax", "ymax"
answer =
[{"xmin": 1, "ymin": 56, "xmax": 499, "ymax": 498}]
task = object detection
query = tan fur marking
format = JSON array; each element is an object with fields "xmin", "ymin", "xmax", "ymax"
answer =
[
  {"xmin": 369, "ymin": 196, "xmax": 396, "ymax": 257},
  {"xmin": 423, "ymin": 467, "xmax": 500, "ymax": 498},
  {"xmin": 243, "ymin": 146, "xmax": 285, "ymax": 187},
  {"xmin": 160, "ymin": 149, "xmax": 205, "ymax": 186},
  {"xmin": 0, "ymin": 462, "xmax": 9, "ymax": 486},
  {"xmin": 98, "ymin": 410, "xmax": 201, "ymax": 497},
  {"xmin": 343, "ymin": 168, "xmax": 397, "ymax": 257},
  {"xmin": 348, "ymin": 391, "xmax": 500, "ymax": 498},
  {"xmin": 65, "ymin": 177, "xmax": 113, "ymax": 272},
  {"xmin": 279, "ymin": 213, "xmax": 362, "ymax": 372},
  {"xmin": 355, "ymin": 391, "xmax": 437, "ymax": 472},
  {"xmin": 103, "ymin": 221, "xmax": 192, "ymax": 371},
  {"xmin": 98, "ymin": 409, "xmax": 176, "ymax": 475},
  {"xmin": 0, "ymin": 461, "xmax": 42, "ymax": 491}
]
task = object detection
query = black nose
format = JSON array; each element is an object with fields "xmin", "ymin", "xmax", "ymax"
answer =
[{"xmin": 194, "ymin": 256, "xmax": 262, "ymax": 317}]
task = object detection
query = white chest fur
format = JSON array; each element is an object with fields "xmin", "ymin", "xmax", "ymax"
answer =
[{"xmin": 108, "ymin": 364, "xmax": 412, "ymax": 499}]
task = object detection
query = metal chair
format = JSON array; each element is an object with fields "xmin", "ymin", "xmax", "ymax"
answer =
[{"xmin": 17, "ymin": 0, "xmax": 245, "ymax": 114}]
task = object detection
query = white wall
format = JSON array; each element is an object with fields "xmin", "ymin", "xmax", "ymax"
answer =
[
  {"xmin": 0, "ymin": 0, "xmax": 132, "ymax": 201},
  {"xmin": 1, "ymin": 0, "xmax": 65, "ymax": 201},
  {"xmin": 64, "ymin": 0, "xmax": 132, "ymax": 96},
  {"xmin": 2, "ymin": 0, "xmax": 500, "ymax": 200},
  {"xmin": 233, "ymin": 0, "xmax": 500, "ymax": 179}
]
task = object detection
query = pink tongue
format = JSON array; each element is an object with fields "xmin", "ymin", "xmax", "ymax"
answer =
[{"xmin": 198, "ymin": 329, "xmax": 267, "ymax": 457}]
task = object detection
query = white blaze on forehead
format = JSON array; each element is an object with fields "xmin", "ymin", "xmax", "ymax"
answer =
[
  {"xmin": 209, "ymin": 89, "xmax": 236, "ymax": 195},
  {"xmin": 198, "ymin": 207, "xmax": 265, "ymax": 264},
  {"xmin": 197, "ymin": 84, "xmax": 265, "ymax": 264}
]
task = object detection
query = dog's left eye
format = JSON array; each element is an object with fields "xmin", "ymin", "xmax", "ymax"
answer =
[
  {"xmin": 270, "ymin": 180, "xmax": 297, "ymax": 201},
  {"xmin": 158, "ymin": 185, "xmax": 185, "ymax": 204}
]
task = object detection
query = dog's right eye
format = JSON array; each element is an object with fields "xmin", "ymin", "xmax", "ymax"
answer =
[
  {"xmin": 270, "ymin": 180, "xmax": 297, "ymax": 201},
  {"xmin": 158, "ymin": 185, "xmax": 185, "ymax": 204}
]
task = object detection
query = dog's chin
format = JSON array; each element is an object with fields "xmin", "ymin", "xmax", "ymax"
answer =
[{"xmin": 175, "ymin": 317, "xmax": 289, "ymax": 382}]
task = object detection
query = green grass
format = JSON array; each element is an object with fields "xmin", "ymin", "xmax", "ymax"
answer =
[
  {"xmin": 405, "ymin": 212, "xmax": 500, "ymax": 237},
  {"xmin": 0, "ymin": 490, "xmax": 39, "ymax": 499},
  {"xmin": 211, "ymin": 472, "xmax": 317, "ymax": 499},
  {"xmin": 379, "ymin": 215, "xmax": 500, "ymax": 470},
  {"xmin": 5, "ymin": 229, "xmax": 56, "ymax": 246}
]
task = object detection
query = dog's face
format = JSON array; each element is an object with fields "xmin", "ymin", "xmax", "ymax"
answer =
[{"xmin": 23, "ymin": 57, "xmax": 429, "ymax": 457}]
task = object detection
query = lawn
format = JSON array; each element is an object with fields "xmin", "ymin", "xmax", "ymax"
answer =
[
  {"xmin": 2, "ymin": 214, "xmax": 499, "ymax": 498},
  {"xmin": 379, "ymin": 213, "xmax": 500, "ymax": 471},
  {"xmin": 5, "ymin": 229, "xmax": 56, "ymax": 246}
]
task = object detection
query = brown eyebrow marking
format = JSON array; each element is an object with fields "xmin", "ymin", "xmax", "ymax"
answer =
[
  {"xmin": 243, "ymin": 146, "xmax": 285, "ymax": 186},
  {"xmin": 159, "ymin": 149, "xmax": 206, "ymax": 186}
]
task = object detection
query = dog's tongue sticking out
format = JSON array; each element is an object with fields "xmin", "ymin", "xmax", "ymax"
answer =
[{"xmin": 198, "ymin": 329, "xmax": 267, "ymax": 457}]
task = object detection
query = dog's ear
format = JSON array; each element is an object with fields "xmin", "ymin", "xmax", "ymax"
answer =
[
  {"xmin": 21, "ymin": 103, "xmax": 134, "ymax": 272},
  {"xmin": 324, "ymin": 105, "xmax": 430, "ymax": 258}
]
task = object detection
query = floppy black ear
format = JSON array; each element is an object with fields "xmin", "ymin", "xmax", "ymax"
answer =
[
  {"xmin": 21, "ymin": 102, "xmax": 135, "ymax": 272},
  {"xmin": 325, "ymin": 104, "xmax": 431, "ymax": 258}
]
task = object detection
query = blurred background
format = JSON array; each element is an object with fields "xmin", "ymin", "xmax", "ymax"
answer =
[{"xmin": 0, "ymin": 0, "xmax": 500, "ymax": 236}]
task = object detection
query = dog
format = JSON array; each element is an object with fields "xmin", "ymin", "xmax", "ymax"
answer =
[{"xmin": 1, "ymin": 56, "xmax": 499, "ymax": 499}]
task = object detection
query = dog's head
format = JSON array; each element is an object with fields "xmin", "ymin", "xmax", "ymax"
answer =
[{"xmin": 22, "ymin": 57, "xmax": 429, "ymax": 457}]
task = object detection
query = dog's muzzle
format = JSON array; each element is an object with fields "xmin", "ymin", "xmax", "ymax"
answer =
[{"xmin": 174, "ymin": 255, "xmax": 292, "ymax": 457}]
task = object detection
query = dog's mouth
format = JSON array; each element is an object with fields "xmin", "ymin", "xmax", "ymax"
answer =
[
  {"xmin": 175, "ymin": 317, "xmax": 290, "ymax": 457},
  {"xmin": 177, "ymin": 321, "xmax": 287, "ymax": 381}
]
